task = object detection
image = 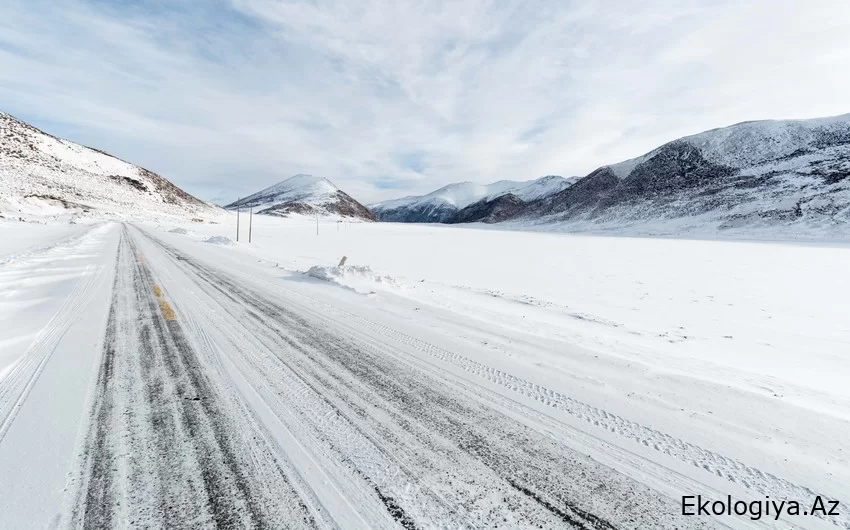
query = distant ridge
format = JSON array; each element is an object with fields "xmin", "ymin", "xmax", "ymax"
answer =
[
  {"xmin": 370, "ymin": 176, "xmax": 576, "ymax": 223},
  {"xmin": 371, "ymin": 113, "xmax": 850, "ymax": 236}
]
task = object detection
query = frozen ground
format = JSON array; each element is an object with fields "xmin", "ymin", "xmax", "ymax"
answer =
[{"xmin": 0, "ymin": 214, "xmax": 847, "ymax": 529}]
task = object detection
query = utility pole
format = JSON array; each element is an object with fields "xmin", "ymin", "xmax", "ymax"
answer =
[
  {"xmin": 248, "ymin": 206, "xmax": 253, "ymax": 243},
  {"xmin": 236, "ymin": 198, "xmax": 240, "ymax": 242}
]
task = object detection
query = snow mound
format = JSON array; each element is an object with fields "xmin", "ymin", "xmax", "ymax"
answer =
[
  {"xmin": 169, "ymin": 227, "xmax": 189, "ymax": 234},
  {"xmin": 306, "ymin": 264, "xmax": 399, "ymax": 293},
  {"xmin": 204, "ymin": 235, "xmax": 234, "ymax": 245}
]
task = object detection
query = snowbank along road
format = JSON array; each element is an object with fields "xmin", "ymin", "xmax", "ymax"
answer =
[{"xmin": 0, "ymin": 222, "xmax": 844, "ymax": 529}]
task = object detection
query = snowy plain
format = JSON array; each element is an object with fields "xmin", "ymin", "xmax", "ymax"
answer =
[
  {"xmin": 0, "ymin": 213, "xmax": 848, "ymax": 528},
  {"xmin": 167, "ymin": 216, "xmax": 850, "ymax": 510}
]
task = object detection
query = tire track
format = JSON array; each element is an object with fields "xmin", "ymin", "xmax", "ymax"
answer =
[
  {"xmin": 234, "ymin": 255, "xmax": 849, "ymax": 529},
  {"xmin": 140, "ymin": 228, "xmax": 711, "ymax": 529},
  {"xmin": 0, "ymin": 225, "xmax": 110, "ymax": 442},
  {"xmin": 69, "ymin": 226, "xmax": 318, "ymax": 529}
]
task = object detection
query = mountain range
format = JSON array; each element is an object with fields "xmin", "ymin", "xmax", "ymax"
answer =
[
  {"xmin": 371, "ymin": 114, "xmax": 850, "ymax": 235},
  {"xmin": 370, "ymin": 176, "xmax": 577, "ymax": 223},
  {"xmin": 3, "ymin": 108, "xmax": 848, "ymax": 236},
  {"xmin": 225, "ymin": 174, "xmax": 375, "ymax": 220},
  {"xmin": 0, "ymin": 111, "xmax": 217, "ymax": 221}
]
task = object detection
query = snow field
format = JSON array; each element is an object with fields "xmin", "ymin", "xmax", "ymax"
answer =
[{"xmin": 151, "ymin": 213, "xmax": 850, "ymax": 523}]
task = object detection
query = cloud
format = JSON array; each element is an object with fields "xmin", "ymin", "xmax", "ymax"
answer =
[{"xmin": 1, "ymin": 0, "xmax": 849, "ymax": 204}]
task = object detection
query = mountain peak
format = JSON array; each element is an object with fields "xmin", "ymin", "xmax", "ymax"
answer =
[{"xmin": 226, "ymin": 174, "xmax": 374, "ymax": 220}]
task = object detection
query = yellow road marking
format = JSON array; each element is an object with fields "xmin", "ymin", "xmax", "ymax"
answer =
[
  {"xmin": 158, "ymin": 298, "xmax": 176, "ymax": 321},
  {"xmin": 152, "ymin": 284, "xmax": 175, "ymax": 321}
]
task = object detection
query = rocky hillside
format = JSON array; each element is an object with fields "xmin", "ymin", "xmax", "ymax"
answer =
[
  {"xmin": 514, "ymin": 114, "xmax": 850, "ymax": 235},
  {"xmin": 370, "ymin": 176, "xmax": 574, "ymax": 223},
  {"xmin": 226, "ymin": 174, "xmax": 375, "ymax": 220},
  {"xmin": 373, "ymin": 114, "xmax": 850, "ymax": 237},
  {"xmin": 0, "ymin": 111, "xmax": 217, "ymax": 221}
]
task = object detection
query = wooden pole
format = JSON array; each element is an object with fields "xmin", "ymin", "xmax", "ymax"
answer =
[
  {"xmin": 236, "ymin": 198, "xmax": 240, "ymax": 242},
  {"xmin": 316, "ymin": 214, "xmax": 319, "ymax": 236},
  {"xmin": 249, "ymin": 206, "xmax": 253, "ymax": 243}
]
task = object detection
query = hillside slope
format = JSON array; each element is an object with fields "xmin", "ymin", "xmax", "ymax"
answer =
[
  {"xmin": 514, "ymin": 114, "xmax": 850, "ymax": 236},
  {"xmin": 0, "ymin": 111, "xmax": 217, "ymax": 221},
  {"xmin": 226, "ymin": 174, "xmax": 375, "ymax": 220}
]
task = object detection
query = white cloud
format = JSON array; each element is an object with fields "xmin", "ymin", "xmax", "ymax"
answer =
[{"xmin": 1, "ymin": 0, "xmax": 849, "ymax": 204}]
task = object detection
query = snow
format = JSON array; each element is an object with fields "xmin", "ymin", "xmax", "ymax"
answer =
[
  {"xmin": 493, "ymin": 175, "xmax": 577, "ymax": 201},
  {"xmin": 34, "ymin": 128, "xmax": 140, "ymax": 178},
  {"xmin": 204, "ymin": 235, "xmax": 235, "ymax": 245},
  {"xmin": 155, "ymin": 214, "xmax": 850, "ymax": 519},
  {"xmin": 226, "ymin": 173, "xmax": 375, "ymax": 219},
  {"xmin": 0, "ymin": 220, "xmax": 87, "ymax": 262},
  {"xmin": 0, "ymin": 223, "xmax": 115, "ymax": 382},
  {"xmin": 608, "ymin": 113, "xmax": 850, "ymax": 178},
  {"xmin": 230, "ymin": 174, "xmax": 340, "ymax": 209},
  {"xmin": 685, "ymin": 114, "xmax": 850, "ymax": 168},
  {"xmin": 176, "ymin": 216, "xmax": 850, "ymax": 407},
  {"xmin": 1, "ymin": 211, "xmax": 848, "ymax": 527},
  {"xmin": 0, "ymin": 111, "xmax": 221, "ymax": 222},
  {"xmin": 0, "ymin": 223, "xmax": 119, "ymax": 528},
  {"xmin": 306, "ymin": 264, "xmax": 400, "ymax": 293},
  {"xmin": 370, "ymin": 176, "xmax": 573, "ymax": 211}
]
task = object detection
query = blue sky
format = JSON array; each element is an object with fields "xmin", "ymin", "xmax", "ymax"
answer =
[{"xmin": 2, "ymin": 0, "xmax": 849, "ymax": 204}]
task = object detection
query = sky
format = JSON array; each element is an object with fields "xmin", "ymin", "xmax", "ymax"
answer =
[{"xmin": 2, "ymin": 0, "xmax": 849, "ymax": 205}]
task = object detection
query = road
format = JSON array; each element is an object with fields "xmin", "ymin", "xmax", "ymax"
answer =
[{"xmin": 0, "ymin": 223, "xmax": 842, "ymax": 529}]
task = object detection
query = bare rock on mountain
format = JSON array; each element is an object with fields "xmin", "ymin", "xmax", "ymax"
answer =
[
  {"xmin": 0, "ymin": 111, "xmax": 217, "ymax": 220},
  {"xmin": 372, "ymin": 113, "xmax": 850, "ymax": 236},
  {"xmin": 516, "ymin": 115, "xmax": 850, "ymax": 234},
  {"xmin": 226, "ymin": 174, "xmax": 375, "ymax": 220},
  {"xmin": 370, "ymin": 175, "xmax": 575, "ymax": 223}
]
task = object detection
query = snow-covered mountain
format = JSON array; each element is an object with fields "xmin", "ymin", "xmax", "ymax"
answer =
[
  {"xmin": 373, "ymin": 114, "xmax": 850, "ymax": 236},
  {"xmin": 513, "ymin": 114, "xmax": 850, "ymax": 236},
  {"xmin": 370, "ymin": 176, "xmax": 575, "ymax": 223},
  {"xmin": 0, "ymin": 111, "xmax": 217, "ymax": 221},
  {"xmin": 226, "ymin": 174, "xmax": 375, "ymax": 220}
]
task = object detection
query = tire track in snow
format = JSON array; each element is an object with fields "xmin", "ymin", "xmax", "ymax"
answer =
[
  {"xmin": 69, "ymin": 227, "xmax": 318, "ymax": 529},
  {"xmin": 0, "ymin": 225, "xmax": 110, "ymax": 442},
  {"xmin": 142, "ymin": 228, "xmax": 710, "ymax": 530},
  {"xmin": 143, "ymin": 227, "xmax": 846, "ymax": 529},
  {"xmin": 265, "ymin": 273, "xmax": 849, "ymax": 529}
]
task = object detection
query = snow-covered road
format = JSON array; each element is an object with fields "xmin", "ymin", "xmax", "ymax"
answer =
[{"xmin": 0, "ymin": 221, "xmax": 846, "ymax": 529}]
